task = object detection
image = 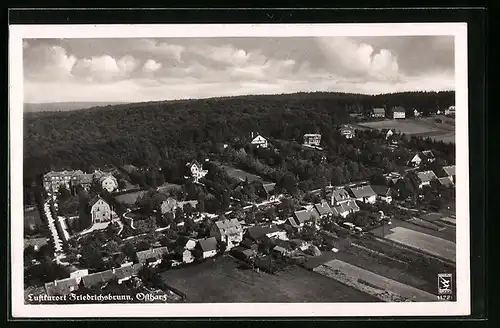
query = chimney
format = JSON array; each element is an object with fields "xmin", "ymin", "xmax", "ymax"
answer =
[{"xmin": 251, "ymin": 132, "xmax": 254, "ymax": 139}]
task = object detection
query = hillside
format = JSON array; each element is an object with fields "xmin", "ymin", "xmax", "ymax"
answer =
[
  {"xmin": 24, "ymin": 102, "xmax": 126, "ymax": 113},
  {"xmin": 23, "ymin": 91, "xmax": 454, "ymax": 181}
]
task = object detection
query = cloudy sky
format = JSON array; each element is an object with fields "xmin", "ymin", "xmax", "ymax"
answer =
[{"xmin": 23, "ymin": 36, "xmax": 455, "ymax": 103}]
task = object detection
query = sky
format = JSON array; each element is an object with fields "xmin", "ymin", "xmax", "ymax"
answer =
[{"xmin": 23, "ymin": 36, "xmax": 455, "ymax": 103}]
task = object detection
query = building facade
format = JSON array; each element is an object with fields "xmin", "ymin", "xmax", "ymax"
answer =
[
  {"xmin": 303, "ymin": 134, "xmax": 321, "ymax": 147},
  {"xmin": 90, "ymin": 197, "xmax": 112, "ymax": 224}
]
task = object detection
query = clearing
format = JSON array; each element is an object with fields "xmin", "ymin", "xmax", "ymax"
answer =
[
  {"xmin": 314, "ymin": 259, "xmax": 437, "ymax": 302},
  {"xmin": 382, "ymin": 226, "xmax": 456, "ymax": 262},
  {"xmin": 159, "ymin": 255, "xmax": 377, "ymax": 303},
  {"xmin": 214, "ymin": 162, "xmax": 268, "ymax": 184}
]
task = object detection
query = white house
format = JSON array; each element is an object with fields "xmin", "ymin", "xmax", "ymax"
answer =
[
  {"xmin": 89, "ymin": 196, "xmax": 112, "ymax": 225},
  {"xmin": 393, "ymin": 107, "xmax": 406, "ymax": 119},
  {"xmin": 371, "ymin": 185, "xmax": 393, "ymax": 204},
  {"xmin": 408, "ymin": 153, "xmax": 423, "ymax": 167},
  {"xmin": 210, "ymin": 218, "xmax": 244, "ymax": 250},
  {"xmin": 100, "ymin": 175, "xmax": 118, "ymax": 192},
  {"xmin": 330, "ymin": 188, "xmax": 360, "ymax": 217},
  {"xmin": 303, "ymin": 134, "xmax": 321, "ymax": 147},
  {"xmin": 340, "ymin": 125, "xmax": 355, "ymax": 139},
  {"xmin": 414, "ymin": 109, "xmax": 421, "ymax": 117},
  {"xmin": 197, "ymin": 237, "xmax": 218, "ymax": 259},
  {"xmin": 186, "ymin": 160, "xmax": 208, "ymax": 184},
  {"xmin": 175, "ymin": 247, "xmax": 194, "ymax": 264},
  {"xmin": 445, "ymin": 106, "xmax": 456, "ymax": 116},
  {"xmin": 416, "ymin": 170, "xmax": 438, "ymax": 188},
  {"xmin": 250, "ymin": 133, "xmax": 268, "ymax": 148},
  {"xmin": 348, "ymin": 185, "xmax": 377, "ymax": 204}
]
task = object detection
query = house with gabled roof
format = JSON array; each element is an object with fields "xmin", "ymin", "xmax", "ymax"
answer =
[
  {"xmin": 371, "ymin": 185, "xmax": 393, "ymax": 203},
  {"xmin": 340, "ymin": 125, "xmax": 355, "ymax": 139},
  {"xmin": 196, "ymin": 237, "xmax": 218, "ymax": 259},
  {"xmin": 89, "ymin": 196, "xmax": 112, "ymax": 225},
  {"xmin": 381, "ymin": 128, "xmax": 394, "ymax": 140},
  {"xmin": 408, "ymin": 153, "xmax": 423, "ymax": 167},
  {"xmin": 348, "ymin": 185, "xmax": 377, "ymax": 204},
  {"xmin": 174, "ymin": 246, "xmax": 194, "ymax": 264},
  {"xmin": 289, "ymin": 208, "xmax": 321, "ymax": 231},
  {"xmin": 314, "ymin": 200, "xmax": 333, "ymax": 218},
  {"xmin": 81, "ymin": 269, "xmax": 116, "ymax": 289},
  {"xmin": 136, "ymin": 246, "xmax": 170, "ymax": 267},
  {"xmin": 250, "ymin": 132, "xmax": 268, "ymax": 148},
  {"xmin": 257, "ymin": 182, "xmax": 281, "ymax": 202},
  {"xmin": 245, "ymin": 224, "xmax": 286, "ymax": 241},
  {"xmin": 441, "ymin": 165, "xmax": 456, "ymax": 183},
  {"xmin": 114, "ymin": 263, "xmax": 143, "ymax": 284},
  {"xmin": 372, "ymin": 107, "xmax": 386, "ymax": 118},
  {"xmin": 416, "ymin": 170, "xmax": 438, "ymax": 188},
  {"xmin": 303, "ymin": 134, "xmax": 321, "ymax": 147},
  {"xmin": 392, "ymin": 106, "xmax": 406, "ymax": 119},
  {"xmin": 186, "ymin": 160, "xmax": 208, "ymax": 184},
  {"xmin": 438, "ymin": 176, "xmax": 454, "ymax": 187},
  {"xmin": 421, "ymin": 150, "xmax": 436, "ymax": 163},
  {"xmin": 329, "ymin": 188, "xmax": 359, "ymax": 218},
  {"xmin": 210, "ymin": 218, "xmax": 243, "ymax": 250},
  {"xmin": 45, "ymin": 277, "xmax": 79, "ymax": 296}
]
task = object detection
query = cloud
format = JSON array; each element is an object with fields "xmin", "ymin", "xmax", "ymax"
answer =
[
  {"xmin": 316, "ymin": 37, "xmax": 400, "ymax": 81},
  {"xmin": 24, "ymin": 45, "xmax": 77, "ymax": 81},
  {"xmin": 71, "ymin": 55, "xmax": 139, "ymax": 82},
  {"xmin": 133, "ymin": 39, "xmax": 184, "ymax": 61},
  {"xmin": 142, "ymin": 59, "xmax": 162, "ymax": 73}
]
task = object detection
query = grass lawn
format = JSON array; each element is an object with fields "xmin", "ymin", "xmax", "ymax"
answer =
[
  {"xmin": 214, "ymin": 162, "xmax": 267, "ymax": 184},
  {"xmin": 159, "ymin": 255, "xmax": 378, "ymax": 303},
  {"xmin": 114, "ymin": 190, "xmax": 147, "ymax": 206},
  {"xmin": 371, "ymin": 217, "xmax": 456, "ymax": 243}
]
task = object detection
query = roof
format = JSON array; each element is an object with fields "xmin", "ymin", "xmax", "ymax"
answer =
[
  {"xmin": 24, "ymin": 237, "xmax": 48, "ymax": 248},
  {"xmin": 346, "ymin": 200, "xmax": 360, "ymax": 212},
  {"xmin": 289, "ymin": 239, "xmax": 307, "ymax": 247},
  {"xmin": 99, "ymin": 175, "xmax": 118, "ymax": 184},
  {"xmin": 178, "ymin": 200, "xmax": 198, "ymax": 209},
  {"xmin": 392, "ymin": 106, "xmax": 405, "ymax": 113},
  {"xmin": 373, "ymin": 108, "xmax": 385, "ymax": 114},
  {"xmin": 251, "ymin": 135, "xmax": 267, "ymax": 143},
  {"xmin": 114, "ymin": 265, "xmax": 136, "ymax": 280},
  {"xmin": 417, "ymin": 170, "xmax": 438, "ymax": 183},
  {"xmin": 80, "ymin": 173, "xmax": 94, "ymax": 184},
  {"xmin": 246, "ymin": 224, "xmax": 282, "ymax": 240},
  {"xmin": 273, "ymin": 239, "xmax": 292, "ymax": 250},
  {"xmin": 349, "ymin": 185, "xmax": 376, "ymax": 199},
  {"xmin": 371, "ymin": 185, "xmax": 391, "ymax": 196},
  {"xmin": 303, "ymin": 133, "xmax": 321, "ymax": 137},
  {"xmin": 421, "ymin": 150, "xmax": 435, "ymax": 158},
  {"xmin": 314, "ymin": 201, "xmax": 333, "ymax": 216},
  {"xmin": 240, "ymin": 238, "xmax": 255, "ymax": 248},
  {"xmin": 198, "ymin": 237, "xmax": 218, "ymax": 252},
  {"xmin": 45, "ymin": 277, "xmax": 79, "ymax": 296},
  {"xmin": 262, "ymin": 183, "xmax": 276, "ymax": 194},
  {"xmin": 81, "ymin": 270, "xmax": 115, "ymax": 288},
  {"xmin": 293, "ymin": 208, "xmax": 320, "ymax": 225},
  {"xmin": 44, "ymin": 170, "xmax": 84, "ymax": 179},
  {"xmin": 214, "ymin": 218, "xmax": 242, "ymax": 235},
  {"xmin": 89, "ymin": 196, "xmax": 108, "ymax": 208},
  {"xmin": 438, "ymin": 177, "xmax": 454, "ymax": 187},
  {"xmin": 442, "ymin": 165, "xmax": 456, "ymax": 176},
  {"xmin": 273, "ymin": 245, "xmax": 289, "ymax": 253},
  {"xmin": 232, "ymin": 246, "xmax": 256, "ymax": 258},
  {"xmin": 136, "ymin": 246, "xmax": 170, "ymax": 263},
  {"xmin": 175, "ymin": 236, "xmax": 196, "ymax": 248},
  {"xmin": 331, "ymin": 188, "xmax": 351, "ymax": 203}
]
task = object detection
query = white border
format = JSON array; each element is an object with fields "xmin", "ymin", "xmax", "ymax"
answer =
[{"xmin": 10, "ymin": 23, "xmax": 470, "ymax": 318}]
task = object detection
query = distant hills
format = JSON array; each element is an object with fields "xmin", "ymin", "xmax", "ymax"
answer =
[{"xmin": 23, "ymin": 102, "xmax": 127, "ymax": 113}]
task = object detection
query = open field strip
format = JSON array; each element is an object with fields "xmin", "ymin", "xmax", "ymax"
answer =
[
  {"xmin": 358, "ymin": 120, "xmax": 440, "ymax": 134},
  {"xmin": 407, "ymin": 217, "xmax": 445, "ymax": 231},
  {"xmin": 350, "ymin": 243, "xmax": 409, "ymax": 267},
  {"xmin": 314, "ymin": 259, "xmax": 436, "ymax": 302},
  {"xmin": 385, "ymin": 227, "xmax": 455, "ymax": 262}
]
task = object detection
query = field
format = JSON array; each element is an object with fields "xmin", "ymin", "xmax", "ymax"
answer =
[
  {"xmin": 215, "ymin": 162, "xmax": 267, "ymax": 184},
  {"xmin": 114, "ymin": 190, "xmax": 147, "ymax": 206},
  {"xmin": 314, "ymin": 259, "xmax": 436, "ymax": 302},
  {"xmin": 382, "ymin": 226, "xmax": 455, "ymax": 262},
  {"xmin": 358, "ymin": 116, "xmax": 455, "ymax": 143},
  {"xmin": 407, "ymin": 217, "xmax": 445, "ymax": 231},
  {"xmin": 159, "ymin": 255, "xmax": 377, "ymax": 303},
  {"xmin": 371, "ymin": 217, "xmax": 455, "ymax": 243}
]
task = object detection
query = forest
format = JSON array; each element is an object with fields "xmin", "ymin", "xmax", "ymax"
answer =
[{"xmin": 23, "ymin": 91, "xmax": 455, "ymax": 198}]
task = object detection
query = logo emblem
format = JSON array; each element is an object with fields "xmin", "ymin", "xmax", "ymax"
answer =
[{"xmin": 438, "ymin": 273, "xmax": 452, "ymax": 295}]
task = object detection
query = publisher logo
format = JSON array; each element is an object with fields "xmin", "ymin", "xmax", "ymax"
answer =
[{"xmin": 438, "ymin": 273, "xmax": 452, "ymax": 295}]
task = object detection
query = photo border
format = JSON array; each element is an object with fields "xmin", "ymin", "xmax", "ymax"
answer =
[{"xmin": 9, "ymin": 20, "xmax": 475, "ymax": 319}]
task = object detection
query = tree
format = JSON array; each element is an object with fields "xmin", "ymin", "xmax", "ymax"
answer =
[
  {"xmin": 80, "ymin": 243, "xmax": 106, "ymax": 271},
  {"xmin": 122, "ymin": 242, "xmax": 138, "ymax": 263},
  {"xmin": 57, "ymin": 184, "xmax": 71, "ymax": 202},
  {"xmin": 183, "ymin": 203, "xmax": 194, "ymax": 217}
]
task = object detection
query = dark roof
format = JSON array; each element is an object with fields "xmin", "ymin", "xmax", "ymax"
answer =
[
  {"xmin": 89, "ymin": 196, "xmax": 108, "ymax": 208},
  {"xmin": 371, "ymin": 185, "xmax": 391, "ymax": 196},
  {"xmin": 214, "ymin": 218, "xmax": 242, "ymax": 235},
  {"xmin": 81, "ymin": 270, "xmax": 114, "ymax": 288},
  {"xmin": 392, "ymin": 106, "xmax": 405, "ymax": 112},
  {"xmin": 349, "ymin": 185, "xmax": 376, "ymax": 199},
  {"xmin": 273, "ymin": 239, "xmax": 292, "ymax": 250},
  {"xmin": 136, "ymin": 247, "xmax": 169, "ymax": 263},
  {"xmin": 198, "ymin": 237, "xmax": 218, "ymax": 252},
  {"xmin": 246, "ymin": 224, "xmax": 282, "ymax": 240},
  {"xmin": 24, "ymin": 237, "xmax": 49, "ymax": 249},
  {"xmin": 421, "ymin": 150, "xmax": 435, "ymax": 158},
  {"xmin": 240, "ymin": 238, "xmax": 255, "ymax": 248},
  {"xmin": 293, "ymin": 208, "xmax": 320, "ymax": 225},
  {"xmin": 45, "ymin": 277, "xmax": 79, "ymax": 296},
  {"xmin": 373, "ymin": 108, "xmax": 386, "ymax": 114},
  {"xmin": 314, "ymin": 201, "xmax": 333, "ymax": 216},
  {"xmin": 289, "ymin": 239, "xmax": 307, "ymax": 248},
  {"xmin": 114, "ymin": 265, "xmax": 135, "ymax": 280}
]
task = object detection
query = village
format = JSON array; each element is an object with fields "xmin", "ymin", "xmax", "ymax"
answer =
[{"xmin": 23, "ymin": 105, "xmax": 457, "ymax": 303}]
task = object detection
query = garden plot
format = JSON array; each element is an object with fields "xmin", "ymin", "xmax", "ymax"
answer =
[
  {"xmin": 385, "ymin": 227, "xmax": 456, "ymax": 262},
  {"xmin": 314, "ymin": 259, "xmax": 436, "ymax": 302}
]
